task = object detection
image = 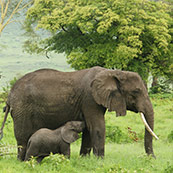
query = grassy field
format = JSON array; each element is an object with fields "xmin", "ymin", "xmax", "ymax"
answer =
[
  {"xmin": 0, "ymin": 21, "xmax": 172, "ymax": 173},
  {"xmin": 0, "ymin": 94, "xmax": 172, "ymax": 173}
]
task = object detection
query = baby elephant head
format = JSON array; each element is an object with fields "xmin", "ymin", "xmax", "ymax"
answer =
[{"xmin": 61, "ymin": 121, "xmax": 85, "ymax": 144}]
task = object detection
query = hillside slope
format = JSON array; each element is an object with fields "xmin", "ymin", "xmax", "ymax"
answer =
[{"xmin": 0, "ymin": 21, "xmax": 71, "ymax": 89}]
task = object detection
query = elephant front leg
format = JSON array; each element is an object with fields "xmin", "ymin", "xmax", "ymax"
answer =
[
  {"xmin": 91, "ymin": 120, "xmax": 105, "ymax": 157},
  {"xmin": 82, "ymin": 100, "xmax": 106, "ymax": 157},
  {"xmin": 83, "ymin": 113, "xmax": 105, "ymax": 157},
  {"xmin": 80, "ymin": 128, "xmax": 92, "ymax": 156}
]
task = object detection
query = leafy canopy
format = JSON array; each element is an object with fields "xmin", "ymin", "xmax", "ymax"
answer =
[{"xmin": 25, "ymin": 0, "xmax": 173, "ymax": 81}]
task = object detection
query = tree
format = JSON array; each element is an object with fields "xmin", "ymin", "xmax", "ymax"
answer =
[
  {"xmin": 0, "ymin": 0, "xmax": 33, "ymax": 35},
  {"xmin": 24, "ymin": 0, "xmax": 172, "ymax": 81}
]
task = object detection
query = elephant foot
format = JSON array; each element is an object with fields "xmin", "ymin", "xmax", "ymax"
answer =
[
  {"xmin": 147, "ymin": 152, "xmax": 156, "ymax": 159},
  {"xmin": 80, "ymin": 147, "xmax": 91, "ymax": 156},
  {"xmin": 17, "ymin": 145, "xmax": 27, "ymax": 161},
  {"xmin": 80, "ymin": 128, "xmax": 92, "ymax": 156},
  {"xmin": 93, "ymin": 146, "xmax": 104, "ymax": 158}
]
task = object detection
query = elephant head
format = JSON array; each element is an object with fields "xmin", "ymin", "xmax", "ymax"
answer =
[
  {"xmin": 91, "ymin": 69, "xmax": 158, "ymax": 157},
  {"xmin": 61, "ymin": 121, "xmax": 85, "ymax": 143}
]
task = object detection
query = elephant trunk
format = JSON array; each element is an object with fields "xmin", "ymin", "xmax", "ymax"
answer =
[{"xmin": 140, "ymin": 104, "xmax": 157, "ymax": 157}]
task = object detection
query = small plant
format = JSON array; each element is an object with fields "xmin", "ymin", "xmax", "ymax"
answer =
[
  {"xmin": 127, "ymin": 127, "xmax": 139, "ymax": 142},
  {"xmin": 41, "ymin": 153, "xmax": 69, "ymax": 171},
  {"xmin": 25, "ymin": 156, "xmax": 38, "ymax": 169},
  {"xmin": 164, "ymin": 162, "xmax": 173, "ymax": 173},
  {"xmin": 106, "ymin": 164, "xmax": 129, "ymax": 173},
  {"xmin": 167, "ymin": 130, "xmax": 173, "ymax": 143}
]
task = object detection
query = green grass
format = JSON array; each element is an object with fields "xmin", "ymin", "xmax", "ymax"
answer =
[{"xmin": 0, "ymin": 94, "xmax": 173, "ymax": 173}]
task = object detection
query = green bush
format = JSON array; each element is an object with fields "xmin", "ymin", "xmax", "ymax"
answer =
[{"xmin": 105, "ymin": 124, "xmax": 143, "ymax": 144}]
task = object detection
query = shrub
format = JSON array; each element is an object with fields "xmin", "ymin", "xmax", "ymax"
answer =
[
  {"xmin": 105, "ymin": 124, "xmax": 142, "ymax": 144},
  {"xmin": 127, "ymin": 127, "xmax": 139, "ymax": 142}
]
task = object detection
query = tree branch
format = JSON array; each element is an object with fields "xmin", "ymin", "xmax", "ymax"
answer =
[
  {"xmin": 3, "ymin": 0, "xmax": 10, "ymax": 20},
  {"xmin": 46, "ymin": 50, "xmax": 50, "ymax": 59},
  {"xmin": 61, "ymin": 25, "xmax": 68, "ymax": 32},
  {"xmin": 77, "ymin": 26, "xmax": 85, "ymax": 36},
  {"xmin": 16, "ymin": 0, "xmax": 33, "ymax": 13},
  {"xmin": 0, "ymin": 0, "xmax": 32, "ymax": 34}
]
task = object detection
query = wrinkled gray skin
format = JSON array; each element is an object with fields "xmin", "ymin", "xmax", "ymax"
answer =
[
  {"xmin": 0, "ymin": 66, "xmax": 155, "ymax": 160},
  {"xmin": 24, "ymin": 121, "xmax": 85, "ymax": 163}
]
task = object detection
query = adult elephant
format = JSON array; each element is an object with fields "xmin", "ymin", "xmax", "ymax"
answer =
[{"xmin": 0, "ymin": 66, "xmax": 158, "ymax": 160}]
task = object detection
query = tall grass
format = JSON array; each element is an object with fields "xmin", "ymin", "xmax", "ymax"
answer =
[{"xmin": 0, "ymin": 94, "xmax": 172, "ymax": 172}]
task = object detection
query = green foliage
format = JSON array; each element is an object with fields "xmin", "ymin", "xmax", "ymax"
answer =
[
  {"xmin": 106, "ymin": 125, "xmax": 125, "ymax": 143},
  {"xmin": 149, "ymin": 78, "xmax": 173, "ymax": 94},
  {"xmin": 24, "ymin": 0, "xmax": 173, "ymax": 81},
  {"xmin": 25, "ymin": 153, "xmax": 69, "ymax": 171},
  {"xmin": 167, "ymin": 130, "xmax": 173, "ymax": 143},
  {"xmin": 41, "ymin": 153, "xmax": 69, "ymax": 171},
  {"xmin": 164, "ymin": 162, "xmax": 173, "ymax": 173},
  {"xmin": 0, "ymin": 77, "xmax": 18, "ymax": 103},
  {"xmin": 25, "ymin": 156, "xmax": 38, "ymax": 169},
  {"xmin": 106, "ymin": 125, "xmax": 141, "ymax": 143},
  {"xmin": 149, "ymin": 92, "xmax": 173, "ymax": 100}
]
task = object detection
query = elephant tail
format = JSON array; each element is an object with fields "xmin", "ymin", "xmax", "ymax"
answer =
[{"xmin": 0, "ymin": 104, "xmax": 10, "ymax": 140}]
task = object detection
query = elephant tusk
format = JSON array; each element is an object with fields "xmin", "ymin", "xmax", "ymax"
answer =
[{"xmin": 140, "ymin": 112, "xmax": 159, "ymax": 140}]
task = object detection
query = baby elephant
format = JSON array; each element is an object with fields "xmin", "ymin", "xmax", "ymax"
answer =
[{"xmin": 24, "ymin": 121, "xmax": 85, "ymax": 162}]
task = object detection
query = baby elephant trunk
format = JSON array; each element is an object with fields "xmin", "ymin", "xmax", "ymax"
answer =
[{"xmin": 75, "ymin": 121, "xmax": 85, "ymax": 132}]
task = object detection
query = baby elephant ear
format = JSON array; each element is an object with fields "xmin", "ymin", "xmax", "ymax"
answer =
[
  {"xmin": 61, "ymin": 126, "xmax": 79, "ymax": 144},
  {"xmin": 91, "ymin": 70, "xmax": 126, "ymax": 116}
]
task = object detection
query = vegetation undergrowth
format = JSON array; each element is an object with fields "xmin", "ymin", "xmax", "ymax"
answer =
[{"xmin": 0, "ymin": 85, "xmax": 172, "ymax": 172}]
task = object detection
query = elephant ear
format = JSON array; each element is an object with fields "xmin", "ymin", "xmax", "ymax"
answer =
[
  {"xmin": 91, "ymin": 70, "xmax": 126, "ymax": 116},
  {"xmin": 61, "ymin": 126, "xmax": 79, "ymax": 144}
]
